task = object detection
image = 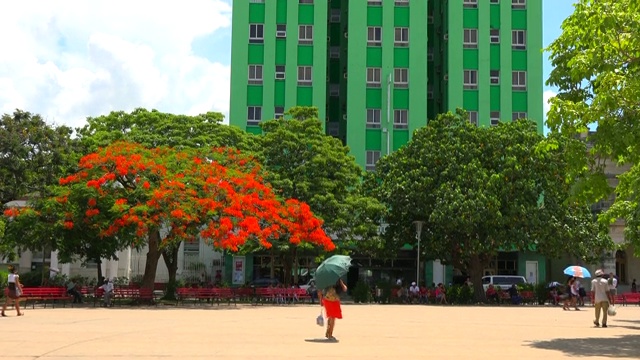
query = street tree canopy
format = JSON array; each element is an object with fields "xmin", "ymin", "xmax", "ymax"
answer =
[
  {"xmin": 369, "ymin": 111, "xmax": 612, "ymax": 299},
  {"xmin": 546, "ymin": 0, "xmax": 640, "ymax": 248},
  {"xmin": 0, "ymin": 110, "xmax": 78, "ymax": 204},
  {"xmin": 3, "ymin": 142, "xmax": 334, "ymax": 289}
]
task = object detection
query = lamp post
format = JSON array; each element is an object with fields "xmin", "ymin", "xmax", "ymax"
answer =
[{"xmin": 413, "ymin": 221, "xmax": 425, "ymax": 286}]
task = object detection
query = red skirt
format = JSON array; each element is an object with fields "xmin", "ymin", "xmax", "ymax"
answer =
[{"xmin": 323, "ymin": 298, "xmax": 342, "ymax": 319}]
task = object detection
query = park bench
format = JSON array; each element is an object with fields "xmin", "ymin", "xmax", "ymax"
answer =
[
  {"xmin": 20, "ymin": 287, "xmax": 73, "ymax": 309},
  {"xmin": 623, "ymin": 292, "xmax": 640, "ymax": 306}
]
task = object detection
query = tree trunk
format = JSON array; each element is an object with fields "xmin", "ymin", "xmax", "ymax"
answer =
[
  {"xmin": 293, "ymin": 247, "xmax": 299, "ymax": 286},
  {"xmin": 161, "ymin": 243, "xmax": 180, "ymax": 300},
  {"xmin": 469, "ymin": 255, "xmax": 486, "ymax": 302},
  {"xmin": 141, "ymin": 229, "xmax": 162, "ymax": 290},
  {"xmin": 96, "ymin": 258, "xmax": 103, "ymax": 284},
  {"xmin": 269, "ymin": 249, "xmax": 275, "ymax": 279}
]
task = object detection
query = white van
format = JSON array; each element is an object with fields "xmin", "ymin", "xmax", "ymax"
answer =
[{"xmin": 482, "ymin": 275, "xmax": 527, "ymax": 291}]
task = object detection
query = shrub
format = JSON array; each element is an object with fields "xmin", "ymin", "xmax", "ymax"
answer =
[
  {"xmin": 534, "ymin": 283, "xmax": 549, "ymax": 305},
  {"xmin": 0, "ymin": 270, "xmax": 7, "ymax": 298},
  {"xmin": 352, "ymin": 281, "xmax": 372, "ymax": 303},
  {"xmin": 20, "ymin": 271, "xmax": 45, "ymax": 286}
]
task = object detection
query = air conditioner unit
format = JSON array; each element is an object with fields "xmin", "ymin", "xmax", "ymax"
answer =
[
  {"xmin": 276, "ymin": 31, "xmax": 286, "ymax": 38},
  {"xmin": 443, "ymin": 34, "xmax": 449, "ymax": 41}
]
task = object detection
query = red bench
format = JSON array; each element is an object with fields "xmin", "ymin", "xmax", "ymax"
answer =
[
  {"xmin": 176, "ymin": 287, "xmax": 236, "ymax": 306},
  {"xmin": 19, "ymin": 287, "xmax": 73, "ymax": 309},
  {"xmin": 623, "ymin": 292, "xmax": 640, "ymax": 306}
]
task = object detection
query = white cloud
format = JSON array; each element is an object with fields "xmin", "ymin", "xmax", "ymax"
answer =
[
  {"xmin": 543, "ymin": 89, "xmax": 557, "ymax": 117},
  {"xmin": 0, "ymin": 0, "xmax": 232, "ymax": 129}
]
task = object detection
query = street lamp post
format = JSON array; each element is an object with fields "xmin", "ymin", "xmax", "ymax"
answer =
[{"xmin": 413, "ymin": 221, "xmax": 425, "ymax": 286}]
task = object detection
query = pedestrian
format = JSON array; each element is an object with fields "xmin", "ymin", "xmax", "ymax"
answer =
[
  {"xmin": 318, "ymin": 279, "xmax": 347, "ymax": 341},
  {"xmin": 2, "ymin": 265, "xmax": 24, "ymax": 317},
  {"xmin": 631, "ymin": 279, "xmax": 637, "ymax": 293},
  {"xmin": 608, "ymin": 272, "xmax": 618, "ymax": 305},
  {"xmin": 591, "ymin": 269, "xmax": 613, "ymax": 328}
]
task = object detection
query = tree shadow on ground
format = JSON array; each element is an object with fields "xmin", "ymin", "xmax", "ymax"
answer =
[{"xmin": 527, "ymin": 334, "xmax": 640, "ymax": 358}]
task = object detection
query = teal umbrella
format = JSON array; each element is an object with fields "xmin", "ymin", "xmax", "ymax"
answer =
[{"xmin": 314, "ymin": 255, "xmax": 352, "ymax": 290}]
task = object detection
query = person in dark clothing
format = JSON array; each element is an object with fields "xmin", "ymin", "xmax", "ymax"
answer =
[
  {"xmin": 507, "ymin": 284, "xmax": 522, "ymax": 305},
  {"xmin": 66, "ymin": 281, "xmax": 83, "ymax": 304}
]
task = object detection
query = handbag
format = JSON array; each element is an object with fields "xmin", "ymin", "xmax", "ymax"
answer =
[
  {"xmin": 316, "ymin": 309, "xmax": 324, "ymax": 327},
  {"xmin": 15, "ymin": 285, "xmax": 22, "ymax": 297}
]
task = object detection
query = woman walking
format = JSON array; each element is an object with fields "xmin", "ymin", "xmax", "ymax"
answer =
[
  {"xmin": 2, "ymin": 265, "xmax": 24, "ymax": 317},
  {"xmin": 319, "ymin": 279, "xmax": 347, "ymax": 341}
]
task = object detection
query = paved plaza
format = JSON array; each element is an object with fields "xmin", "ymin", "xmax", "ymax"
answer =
[{"xmin": 1, "ymin": 303, "xmax": 639, "ymax": 359}]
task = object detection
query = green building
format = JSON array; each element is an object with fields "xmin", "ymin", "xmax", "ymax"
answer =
[
  {"xmin": 230, "ymin": 0, "xmax": 543, "ymax": 170},
  {"xmin": 229, "ymin": 0, "xmax": 545, "ymax": 286}
]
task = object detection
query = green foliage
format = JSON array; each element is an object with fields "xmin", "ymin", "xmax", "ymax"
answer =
[
  {"xmin": 19, "ymin": 271, "xmax": 44, "ymax": 287},
  {"xmin": 76, "ymin": 108, "xmax": 257, "ymax": 153},
  {"xmin": 352, "ymin": 280, "xmax": 372, "ymax": 303},
  {"xmin": 546, "ymin": 0, "xmax": 640, "ymax": 252},
  {"xmin": 534, "ymin": 283, "xmax": 550, "ymax": 305},
  {"xmin": 0, "ymin": 110, "xmax": 80, "ymax": 205},
  {"xmin": 370, "ymin": 110, "xmax": 613, "ymax": 300},
  {"xmin": 0, "ymin": 270, "xmax": 7, "ymax": 298},
  {"xmin": 446, "ymin": 285, "xmax": 474, "ymax": 305},
  {"xmin": 258, "ymin": 107, "xmax": 385, "ymax": 254}
]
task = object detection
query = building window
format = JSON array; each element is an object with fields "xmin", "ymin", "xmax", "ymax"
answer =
[
  {"xmin": 247, "ymin": 106, "xmax": 262, "ymax": 126},
  {"xmin": 427, "ymin": 47, "xmax": 434, "ymax": 61},
  {"xmin": 299, "ymin": 0, "xmax": 313, "ymax": 3},
  {"xmin": 330, "ymin": 9, "xmax": 341, "ymax": 23},
  {"xmin": 330, "ymin": 46, "xmax": 340, "ymax": 59},
  {"xmin": 427, "ymin": 85, "xmax": 434, "ymax": 99},
  {"xmin": 395, "ymin": 0, "xmax": 409, "ymax": 6},
  {"xmin": 327, "ymin": 122, "xmax": 339, "ymax": 137},
  {"xmin": 463, "ymin": 0, "xmax": 478, "ymax": 8},
  {"xmin": 490, "ymin": 0, "xmax": 499, "ymax": 3},
  {"xmin": 512, "ymin": 112, "xmax": 527, "ymax": 120},
  {"xmin": 512, "ymin": 0, "xmax": 526, "ymax": 9},
  {"xmin": 394, "ymin": 27, "xmax": 409, "ymax": 47},
  {"xmin": 366, "ymin": 151, "xmax": 381, "ymax": 171},
  {"xmin": 248, "ymin": 65, "xmax": 263, "ymax": 85},
  {"xmin": 463, "ymin": 29, "xmax": 478, "ymax": 49},
  {"xmin": 468, "ymin": 111, "xmax": 479, "ymax": 126},
  {"xmin": 330, "ymin": 84, "xmax": 340, "ymax": 97},
  {"xmin": 428, "ymin": 15, "xmax": 434, "ymax": 24},
  {"xmin": 463, "ymin": 70, "xmax": 478, "ymax": 90},
  {"xmin": 512, "ymin": 30, "xmax": 526, "ymax": 50},
  {"xmin": 276, "ymin": 24, "xmax": 286, "ymax": 38},
  {"xmin": 490, "ymin": 112, "xmax": 500, "ymax": 126},
  {"xmin": 490, "ymin": 70, "xmax": 500, "ymax": 85},
  {"xmin": 512, "ymin": 71, "xmax": 527, "ymax": 90},
  {"xmin": 368, "ymin": 0, "xmax": 382, "ymax": 5},
  {"xmin": 490, "ymin": 29, "xmax": 500, "ymax": 44},
  {"xmin": 249, "ymin": 24, "xmax": 264, "ymax": 44},
  {"xmin": 298, "ymin": 66, "xmax": 312, "ymax": 85},
  {"xmin": 366, "ymin": 67, "xmax": 382, "ymax": 87},
  {"xmin": 367, "ymin": 27, "xmax": 382, "ymax": 46},
  {"xmin": 299, "ymin": 25, "xmax": 313, "ymax": 45},
  {"xmin": 393, "ymin": 110, "xmax": 408, "ymax": 129},
  {"xmin": 394, "ymin": 68, "xmax": 408, "ymax": 88},
  {"xmin": 366, "ymin": 109, "xmax": 381, "ymax": 129},
  {"xmin": 274, "ymin": 106, "xmax": 284, "ymax": 119},
  {"xmin": 275, "ymin": 65, "xmax": 285, "ymax": 80}
]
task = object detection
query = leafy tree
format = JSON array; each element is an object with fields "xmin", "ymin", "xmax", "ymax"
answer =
[
  {"xmin": 76, "ymin": 108, "xmax": 257, "ymax": 152},
  {"xmin": 4, "ymin": 142, "xmax": 334, "ymax": 290},
  {"xmin": 74, "ymin": 108, "xmax": 258, "ymax": 288},
  {"xmin": 0, "ymin": 110, "xmax": 78, "ymax": 204},
  {"xmin": 255, "ymin": 107, "xmax": 385, "ymax": 284},
  {"xmin": 546, "ymin": 0, "xmax": 640, "ymax": 248},
  {"xmin": 369, "ymin": 111, "xmax": 612, "ymax": 300}
]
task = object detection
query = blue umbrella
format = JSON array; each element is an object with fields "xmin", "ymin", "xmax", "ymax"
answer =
[
  {"xmin": 313, "ymin": 255, "xmax": 352, "ymax": 290},
  {"xmin": 564, "ymin": 266, "xmax": 591, "ymax": 279}
]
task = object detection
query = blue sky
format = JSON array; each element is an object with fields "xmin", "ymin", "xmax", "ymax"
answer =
[{"xmin": 0, "ymin": 0, "xmax": 575, "ymax": 129}]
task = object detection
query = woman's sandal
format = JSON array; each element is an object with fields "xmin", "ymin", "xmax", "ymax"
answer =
[{"xmin": 17, "ymin": 313, "xmax": 24, "ymax": 316}]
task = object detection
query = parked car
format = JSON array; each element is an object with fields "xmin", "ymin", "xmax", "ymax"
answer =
[
  {"xmin": 249, "ymin": 278, "xmax": 280, "ymax": 288},
  {"xmin": 482, "ymin": 275, "xmax": 527, "ymax": 291}
]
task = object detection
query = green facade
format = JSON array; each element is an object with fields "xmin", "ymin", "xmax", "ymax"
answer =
[{"xmin": 230, "ymin": 0, "xmax": 544, "ymax": 168}]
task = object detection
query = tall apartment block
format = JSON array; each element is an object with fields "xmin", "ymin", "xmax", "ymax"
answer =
[{"xmin": 229, "ymin": 0, "xmax": 543, "ymax": 170}]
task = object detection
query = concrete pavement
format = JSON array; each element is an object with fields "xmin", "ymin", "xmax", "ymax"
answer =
[{"xmin": 1, "ymin": 303, "xmax": 639, "ymax": 359}]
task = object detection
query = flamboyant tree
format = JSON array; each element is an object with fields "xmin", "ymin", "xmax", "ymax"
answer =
[{"xmin": 4, "ymin": 142, "xmax": 334, "ymax": 289}]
